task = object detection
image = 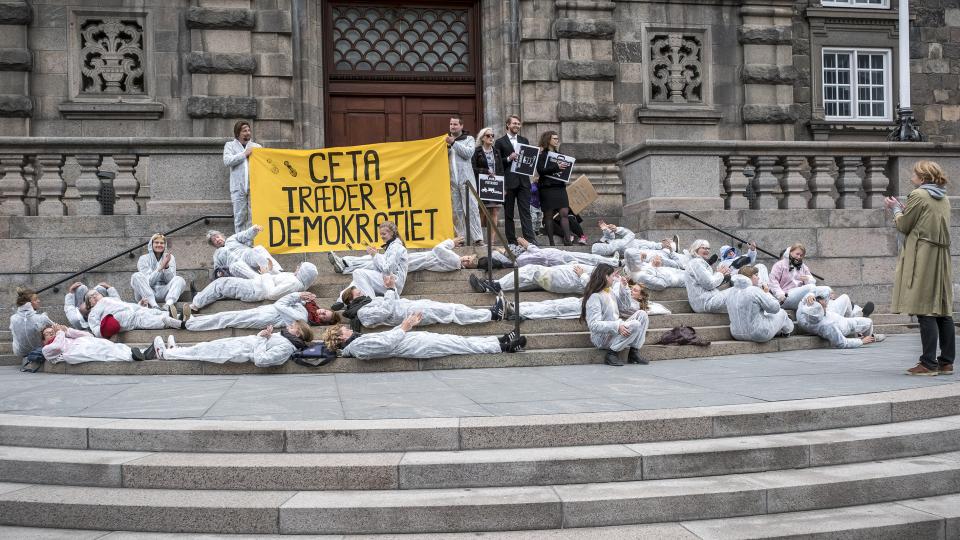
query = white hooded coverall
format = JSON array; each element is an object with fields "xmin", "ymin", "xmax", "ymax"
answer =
[
  {"xmin": 356, "ymin": 289, "xmax": 492, "ymax": 328},
  {"xmin": 724, "ymin": 275, "xmax": 794, "ymax": 343},
  {"xmin": 495, "ymin": 264, "xmax": 593, "ymax": 293},
  {"xmin": 684, "ymin": 257, "xmax": 731, "ymax": 314},
  {"xmin": 131, "ymin": 236, "xmax": 187, "ymax": 308},
  {"xmin": 346, "ymin": 239, "xmax": 462, "ymax": 273},
  {"xmin": 449, "ymin": 134, "xmax": 483, "ymax": 242},
  {"xmin": 223, "ymin": 138, "xmax": 261, "ymax": 233},
  {"xmin": 517, "ymin": 297, "xmax": 582, "ymax": 319},
  {"xmin": 192, "ymin": 262, "xmax": 318, "ymax": 309},
  {"xmin": 347, "ymin": 238, "xmax": 409, "ymax": 296},
  {"xmin": 162, "ymin": 333, "xmax": 296, "ymax": 367},
  {"xmin": 86, "ymin": 297, "xmax": 181, "ymax": 338},
  {"xmin": 342, "ymin": 326, "xmax": 500, "ymax": 360},
  {"xmin": 64, "ymin": 285, "xmax": 121, "ymax": 330},
  {"xmin": 626, "ymin": 259, "xmax": 686, "ymax": 291},
  {"xmin": 516, "ymin": 244, "xmax": 618, "ymax": 268},
  {"xmin": 185, "ymin": 292, "xmax": 308, "ymax": 331},
  {"xmin": 796, "ymin": 293, "xmax": 874, "ymax": 349},
  {"xmin": 585, "ymin": 289, "xmax": 650, "ymax": 352},
  {"xmin": 42, "ymin": 328, "xmax": 132, "ymax": 364},
  {"xmin": 591, "ymin": 226, "xmax": 636, "ymax": 256},
  {"xmin": 213, "ymin": 226, "xmax": 282, "ymax": 274},
  {"xmin": 10, "ymin": 303, "xmax": 54, "ymax": 357}
]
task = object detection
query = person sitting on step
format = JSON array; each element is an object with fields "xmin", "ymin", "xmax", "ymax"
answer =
[
  {"xmin": 10, "ymin": 287, "xmax": 54, "ymax": 361},
  {"xmin": 131, "ymin": 233, "xmax": 188, "ymax": 319},
  {"xmin": 580, "ymin": 264, "xmax": 650, "ymax": 367},
  {"xmin": 725, "ymin": 265, "xmax": 794, "ymax": 343},
  {"xmin": 337, "ymin": 221, "xmax": 409, "ymax": 299},
  {"xmin": 768, "ymin": 243, "xmax": 831, "ymax": 311},
  {"xmin": 207, "ymin": 224, "xmax": 283, "ymax": 277},
  {"xmin": 64, "ymin": 281, "xmax": 121, "ymax": 331},
  {"xmin": 717, "ymin": 241, "xmax": 758, "ymax": 272},
  {"xmin": 684, "ymin": 239, "xmax": 733, "ymax": 314}
]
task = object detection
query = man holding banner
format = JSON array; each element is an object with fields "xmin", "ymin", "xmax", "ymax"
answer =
[{"xmin": 446, "ymin": 115, "xmax": 483, "ymax": 245}]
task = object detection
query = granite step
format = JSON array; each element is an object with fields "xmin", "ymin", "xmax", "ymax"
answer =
[
  {"xmin": 1, "ymin": 415, "xmax": 958, "ymax": 491},
  {"xmin": 1, "ymin": 451, "xmax": 960, "ymax": 534}
]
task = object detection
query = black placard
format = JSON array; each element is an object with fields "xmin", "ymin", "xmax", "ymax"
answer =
[
  {"xmin": 478, "ymin": 173, "xmax": 505, "ymax": 203},
  {"xmin": 510, "ymin": 144, "xmax": 540, "ymax": 176}
]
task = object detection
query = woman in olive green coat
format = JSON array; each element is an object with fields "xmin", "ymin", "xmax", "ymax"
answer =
[{"xmin": 884, "ymin": 160, "xmax": 954, "ymax": 376}]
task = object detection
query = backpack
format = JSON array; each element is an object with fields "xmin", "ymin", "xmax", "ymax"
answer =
[
  {"xmin": 20, "ymin": 347, "xmax": 45, "ymax": 373},
  {"xmin": 292, "ymin": 342, "xmax": 336, "ymax": 367},
  {"xmin": 657, "ymin": 325, "xmax": 711, "ymax": 347}
]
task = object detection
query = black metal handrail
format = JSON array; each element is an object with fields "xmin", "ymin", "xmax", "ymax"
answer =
[
  {"xmin": 656, "ymin": 209, "xmax": 825, "ymax": 281},
  {"xmin": 36, "ymin": 215, "xmax": 234, "ymax": 294},
  {"xmin": 464, "ymin": 181, "xmax": 521, "ymax": 338}
]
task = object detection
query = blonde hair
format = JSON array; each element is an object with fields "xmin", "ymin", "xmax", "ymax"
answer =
[
  {"xmin": 788, "ymin": 243, "xmax": 806, "ymax": 257},
  {"xmin": 914, "ymin": 160, "xmax": 948, "ymax": 187},
  {"xmin": 476, "ymin": 127, "xmax": 496, "ymax": 142},
  {"xmin": 738, "ymin": 265, "xmax": 758, "ymax": 278},
  {"xmin": 322, "ymin": 324, "xmax": 345, "ymax": 351},
  {"xmin": 290, "ymin": 320, "xmax": 313, "ymax": 342},
  {"xmin": 340, "ymin": 286, "xmax": 358, "ymax": 304}
]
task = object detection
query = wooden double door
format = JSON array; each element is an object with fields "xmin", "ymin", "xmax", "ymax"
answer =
[{"xmin": 323, "ymin": 1, "xmax": 481, "ymax": 147}]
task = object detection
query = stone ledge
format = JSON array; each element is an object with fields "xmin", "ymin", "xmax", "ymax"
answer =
[
  {"xmin": 186, "ymin": 96, "xmax": 257, "ymax": 119},
  {"xmin": 58, "ymin": 101, "xmax": 165, "ymax": 120},
  {"xmin": 738, "ymin": 25, "xmax": 793, "ymax": 45},
  {"xmin": 557, "ymin": 60, "xmax": 617, "ymax": 80},
  {"xmin": 186, "ymin": 52, "xmax": 256, "ymax": 74},
  {"xmin": 185, "ymin": 7, "xmax": 255, "ymax": 30},
  {"xmin": 0, "ymin": 1, "xmax": 32, "ymax": 25},
  {"xmin": 637, "ymin": 108, "xmax": 723, "ymax": 125},
  {"xmin": 742, "ymin": 65, "xmax": 799, "ymax": 85},
  {"xmin": 558, "ymin": 101, "xmax": 617, "ymax": 121},
  {"xmin": 554, "ymin": 18, "xmax": 616, "ymax": 39},
  {"xmin": 555, "ymin": 0, "xmax": 616, "ymax": 11},
  {"xmin": 560, "ymin": 142, "xmax": 619, "ymax": 162},
  {"xmin": 254, "ymin": 10, "xmax": 291, "ymax": 34},
  {"xmin": 0, "ymin": 95, "xmax": 32, "ymax": 117},
  {"xmin": 742, "ymin": 104, "xmax": 800, "ymax": 124},
  {"xmin": 0, "ymin": 48, "xmax": 32, "ymax": 71}
]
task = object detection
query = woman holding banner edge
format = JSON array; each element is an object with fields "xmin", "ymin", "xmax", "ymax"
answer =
[
  {"xmin": 536, "ymin": 131, "xmax": 573, "ymax": 246},
  {"xmin": 472, "ymin": 127, "xmax": 504, "ymax": 246}
]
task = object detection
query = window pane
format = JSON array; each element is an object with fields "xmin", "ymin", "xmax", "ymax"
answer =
[
  {"xmin": 826, "ymin": 102, "xmax": 837, "ymax": 115},
  {"xmin": 840, "ymin": 103, "xmax": 850, "ymax": 116},
  {"xmin": 839, "ymin": 72, "xmax": 849, "ymax": 84},
  {"xmin": 826, "ymin": 71, "xmax": 836, "ymax": 84},
  {"xmin": 858, "ymin": 55, "xmax": 870, "ymax": 69},
  {"xmin": 872, "ymin": 87, "xmax": 883, "ymax": 100},
  {"xmin": 826, "ymin": 87, "xmax": 836, "ymax": 99},
  {"xmin": 873, "ymin": 103, "xmax": 884, "ymax": 116},
  {"xmin": 872, "ymin": 55, "xmax": 883, "ymax": 69},
  {"xmin": 859, "ymin": 87, "xmax": 869, "ymax": 100},
  {"xmin": 871, "ymin": 71, "xmax": 882, "ymax": 84},
  {"xmin": 838, "ymin": 55, "xmax": 849, "ymax": 68},
  {"xmin": 839, "ymin": 87, "xmax": 849, "ymax": 100},
  {"xmin": 824, "ymin": 54, "xmax": 835, "ymax": 68}
]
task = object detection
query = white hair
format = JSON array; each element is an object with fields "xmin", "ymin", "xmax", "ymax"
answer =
[
  {"xmin": 206, "ymin": 230, "xmax": 224, "ymax": 245},
  {"xmin": 689, "ymin": 239, "xmax": 710, "ymax": 253},
  {"xmin": 476, "ymin": 127, "xmax": 496, "ymax": 141}
]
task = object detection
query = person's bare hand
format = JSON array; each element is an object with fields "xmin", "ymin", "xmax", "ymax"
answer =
[
  {"xmin": 517, "ymin": 238, "xmax": 529, "ymax": 248},
  {"xmin": 618, "ymin": 323, "xmax": 632, "ymax": 337},
  {"xmin": 453, "ymin": 236, "xmax": 465, "ymax": 246},
  {"xmin": 619, "ymin": 275, "xmax": 629, "ymax": 287},
  {"xmin": 748, "ymin": 241, "xmax": 757, "ymax": 251},
  {"xmin": 718, "ymin": 266, "xmax": 731, "ymax": 275},
  {"xmin": 639, "ymin": 252, "xmax": 647, "ymax": 261},
  {"xmin": 160, "ymin": 253, "xmax": 172, "ymax": 269},
  {"xmin": 139, "ymin": 298, "xmax": 150, "ymax": 307},
  {"xmin": 366, "ymin": 245, "xmax": 379, "ymax": 256},
  {"xmin": 804, "ymin": 295, "xmax": 815, "ymax": 306},
  {"xmin": 252, "ymin": 224, "xmax": 263, "ymax": 234},
  {"xmin": 761, "ymin": 283, "xmax": 770, "ymax": 294},
  {"xmin": 244, "ymin": 147, "xmax": 253, "ymax": 158},
  {"xmin": 299, "ymin": 292, "xmax": 316, "ymax": 302},
  {"xmin": 572, "ymin": 265, "xmax": 584, "ymax": 276},
  {"xmin": 862, "ymin": 335, "xmax": 876, "ymax": 344},
  {"xmin": 382, "ymin": 274, "xmax": 397, "ymax": 289},
  {"xmin": 258, "ymin": 324, "xmax": 274, "ymax": 338},
  {"xmin": 661, "ymin": 239, "xmax": 671, "ymax": 249},
  {"xmin": 557, "ymin": 160, "xmax": 570, "ymax": 170},
  {"xmin": 652, "ymin": 255, "xmax": 662, "ymax": 267},
  {"xmin": 400, "ymin": 312, "xmax": 423, "ymax": 331},
  {"xmin": 597, "ymin": 219, "xmax": 608, "ymax": 229},
  {"xmin": 69, "ymin": 282, "xmax": 82, "ymax": 293},
  {"xmin": 829, "ymin": 292, "xmax": 837, "ymax": 300},
  {"xmin": 508, "ymin": 151, "xmax": 518, "ymax": 161},
  {"xmin": 883, "ymin": 197, "xmax": 900, "ymax": 210},
  {"xmin": 444, "ymin": 135, "xmax": 455, "ymax": 145}
]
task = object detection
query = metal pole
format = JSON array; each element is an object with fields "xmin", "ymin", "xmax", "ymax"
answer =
[
  {"xmin": 464, "ymin": 184, "xmax": 472, "ymax": 245},
  {"xmin": 890, "ymin": 0, "xmax": 923, "ymax": 141},
  {"xmin": 513, "ymin": 267, "xmax": 521, "ymax": 337},
  {"xmin": 486, "ymin": 219, "xmax": 493, "ymax": 282}
]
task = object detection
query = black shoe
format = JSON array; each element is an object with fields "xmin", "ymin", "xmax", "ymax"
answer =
[
  {"xmin": 132, "ymin": 347, "xmax": 145, "ymax": 361},
  {"xmin": 469, "ymin": 274, "xmax": 486, "ymax": 293},
  {"xmin": 706, "ymin": 254, "xmax": 719, "ymax": 266},
  {"xmin": 730, "ymin": 255, "xmax": 751, "ymax": 269},
  {"xmin": 627, "ymin": 348, "xmax": 649, "ymax": 365},
  {"xmin": 507, "ymin": 336, "xmax": 527, "ymax": 353},
  {"xmin": 491, "ymin": 295, "xmax": 505, "ymax": 321},
  {"xmin": 498, "ymin": 331, "xmax": 518, "ymax": 346},
  {"xmin": 604, "ymin": 349, "xmax": 624, "ymax": 366},
  {"xmin": 141, "ymin": 345, "xmax": 157, "ymax": 361},
  {"xmin": 862, "ymin": 301, "xmax": 875, "ymax": 318}
]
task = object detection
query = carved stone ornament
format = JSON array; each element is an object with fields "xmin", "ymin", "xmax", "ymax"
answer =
[
  {"xmin": 650, "ymin": 33, "xmax": 703, "ymax": 104},
  {"xmin": 79, "ymin": 17, "xmax": 145, "ymax": 94}
]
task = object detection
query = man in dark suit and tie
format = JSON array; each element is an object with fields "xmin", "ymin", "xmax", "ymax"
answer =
[{"xmin": 494, "ymin": 115, "xmax": 536, "ymax": 246}]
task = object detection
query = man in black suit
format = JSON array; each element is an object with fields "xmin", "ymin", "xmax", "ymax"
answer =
[{"xmin": 494, "ymin": 115, "xmax": 536, "ymax": 245}]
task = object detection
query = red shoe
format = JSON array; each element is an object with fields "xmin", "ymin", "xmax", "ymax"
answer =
[{"xmin": 906, "ymin": 363, "xmax": 939, "ymax": 376}]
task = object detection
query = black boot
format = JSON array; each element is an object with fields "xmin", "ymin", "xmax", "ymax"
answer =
[
  {"xmin": 862, "ymin": 301, "xmax": 875, "ymax": 317},
  {"xmin": 604, "ymin": 349, "xmax": 624, "ymax": 366},
  {"xmin": 508, "ymin": 336, "xmax": 527, "ymax": 352},
  {"xmin": 627, "ymin": 348, "xmax": 649, "ymax": 365},
  {"xmin": 141, "ymin": 345, "xmax": 157, "ymax": 361}
]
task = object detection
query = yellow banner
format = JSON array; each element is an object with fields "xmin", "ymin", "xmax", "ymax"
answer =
[{"xmin": 249, "ymin": 136, "xmax": 453, "ymax": 253}]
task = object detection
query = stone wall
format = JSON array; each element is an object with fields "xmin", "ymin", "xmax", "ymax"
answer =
[{"xmin": 910, "ymin": 0, "xmax": 960, "ymax": 143}]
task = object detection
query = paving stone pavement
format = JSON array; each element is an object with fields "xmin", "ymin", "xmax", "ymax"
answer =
[{"xmin": 0, "ymin": 334, "xmax": 956, "ymax": 421}]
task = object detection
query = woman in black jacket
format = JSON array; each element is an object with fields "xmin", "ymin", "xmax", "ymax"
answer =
[
  {"xmin": 472, "ymin": 127, "xmax": 504, "ymax": 244},
  {"xmin": 535, "ymin": 131, "xmax": 573, "ymax": 245}
]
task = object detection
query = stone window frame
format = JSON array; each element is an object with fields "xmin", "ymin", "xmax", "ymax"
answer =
[
  {"xmin": 821, "ymin": 47, "xmax": 893, "ymax": 122},
  {"xmin": 639, "ymin": 24, "xmax": 715, "ymax": 111},
  {"xmin": 61, "ymin": 8, "xmax": 163, "ymax": 119},
  {"xmin": 819, "ymin": 0, "xmax": 890, "ymax": 10}
]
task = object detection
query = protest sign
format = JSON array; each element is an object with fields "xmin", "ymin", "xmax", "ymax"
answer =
[
  {"xmin": 249, "ymin": 135, "xmax": 454, "ymax": 253},
  {"xmin": 544, "ymin": 151, "xmax": 575, "ymax": 183},
  {"xmin": 510, "ymin": 144, "xmax": 540, "ymax": 176},
  {"xmin": 566, "ymin": 175, "xmax": 598, "ymax": 214},
  {"xmin": 478, "ymin": 173, "xmax": 505, "ymax": 203}
]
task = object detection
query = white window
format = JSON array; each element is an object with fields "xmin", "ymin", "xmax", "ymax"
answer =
[
  {"xmin": 820, "ymin": 0, "xmax": 889, "ymax": 9},
  {"xmin": 822, "ymin": 48, "xmax": 891, "ymax": 121}
]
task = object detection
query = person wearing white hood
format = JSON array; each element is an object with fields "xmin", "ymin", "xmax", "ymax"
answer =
[
  {"xmin": 470, "ymin": 263, "xmax": 594, "ymax": 294},
  {"xmin": 342, "ymin": 221, "xmax": 409, "ymax": 298},
  {"xmin": 189, "ymin": 261, "xmax": 319, "ymax": 311},
  {"xmin": 684, "ymin": 239, "xmax": 733, "ymax": 314},
  {"xmin": 85, "ymin": 289, "xmax": 182, "ymax": 338},
  {"xmin": 502, "ymin": 280, "xmax": 670, "ymax": 321},
  {"xmin": 185, "ymin": 292, "xmax": 337, "ymax": 331},
  {"xmin": 323, "ymin": 312, "xmax": 526, "ymax": 360},
  {"xmin": 330, "ymin": 236, "xmax": 462, "ymax": 274},
  {"xmin": 624, "ymin": 252, "xmax": 686, "ymax": 291},
  {"xmin": 64, "ymin": 282, "xmax": 121, "ymax": 330},
  {"xmin": 591, "ymin": 221, "xmax": 678, "ymax": 258},
  {"xmin": 10, "ymin": 288, "xmax": 54, "ymax": 359},
  {"xmin": 41, "ymin": 324, "xmax": 133, "ymax": 364},
  {"xmin": 154, "ymin": 320, "xmax": 313, "ymax": 368},
  {"xmin": 130, "ymin": 233, "xmax": 187, "ymax": 317},
  {"xmin": 581, "ymin": 264, "xmax": 650, "ymax": 366},
  {"xmin": 207, "ymin": 225, "xmax": 282, "ymax": 276},
  {"xmin": 223, "ymin": 120, "xmax": 261, "ymax": 234},
  {"xmin": 796, "ymin": 289, "xmax": 885, "ymax": 349},
  {"xmin": 725, "ymin": 266, "xmax": 794, "ymax": 343}
]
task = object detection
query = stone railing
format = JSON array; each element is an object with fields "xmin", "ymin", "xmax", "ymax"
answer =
[
  {"xmin": 0, "ymin": 138, "xmax": 230, "ymax": 216},
  {"xmin": 618, "ymin": 140, "xmax": 960, "ymax": 213}
]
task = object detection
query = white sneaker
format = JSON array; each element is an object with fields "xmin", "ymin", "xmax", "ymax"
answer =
[
  {"xmin": 167, "ymin": 335, "xmax": 177, "ymax": 349},
  {"xmin": 873, "ymin": 333, "xmax": 887, "ymax": 343},
  {"xmin": 153, "ymin": 336, "xmax": 166, "ymax": 359}
]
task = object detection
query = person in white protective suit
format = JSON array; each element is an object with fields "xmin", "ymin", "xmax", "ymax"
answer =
[
  {"xmin": 591, "ymin": 221, "xmax": 677, "ymax": 257},
  {"xmin": 684, "ymin": 239, "xmax": 734, "ymax": 314},
  {"xmin": 41, "ymin": 324, "xmax": 133, "ymax": 364},
  {"xmin": 185, "ymin": 292, "xmax": 338, "ymax": 331},
  {"xmin": 154, "ymin": 320, "xmax": 313, "ymax": 368},
  {"xmin": 323, "ymin": 312, "xmax": 525, "ymax": 360},
  {"xmin": 580, "ymin": 264, "xmax": 650, "ymax": 366},
  {"xmin": 624, "ymin": 252, "xmax": 686, "ymax": 291},
  {"xmin": 796, "ymin": 289, "xmax": 886, "ymax": 349},
  {"xmin": 470, "ymin": 263, "xmax": 593, "ymax": 294},
  {"xmin": 207, "ymin": 225, "xmax": 282, "ymax": 276},
  {"xmin": 340, "ymin": 275, "xmax": 504, "ymax": 331},
  {"xmin": 63, "ymin": 282, "xmax": 122, "ymax": 330},
  {"xmin": 10, "ymin": 287, "xmax": 54, "ymax": 358},
  {"xmin": 189, "ymin": 261, "xmax": 319, "ymax": 311},
  {"xmin": 330, "ymin": 237, "xmax": 465, "ymax": 274},
  {"xmin": 130, "ymin": 233, "xmax": 187, "ymax": 317},
  {"xmin": 85, "ymin": 290, "xmax": 182, "ymax": 338},
  {"xmin": 223, "ymin": 120, "xmax": 261, "ymax": 234},
  {"xmin": 447, "ymin": 116, "xmax": 484, "ymax": 245},
  {"xmin": 342, "ymin": 221, "xmax": 409, "ymax": 297},
  {"xmin": 508, "ymin": 238, "xmax": 619, "ymax": 267},
  {"xmin": 724, "ymin": 267, "xmax": 794, "ymax": 343},
  {"xmin": 717, "ymin": 242, "xmax": 758, "ymax": 272}
]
